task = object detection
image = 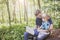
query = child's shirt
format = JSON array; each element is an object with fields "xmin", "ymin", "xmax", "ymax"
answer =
[{"xmin": 41, "ymin": 21, "xmax": 50, "ymax": 30}]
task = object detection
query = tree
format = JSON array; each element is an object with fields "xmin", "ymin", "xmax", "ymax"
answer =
[
  {"xmin": 12, "ymin": 0, "xmax": 17, "ymax": 23},
  {"xmin": 1, "ymin": 10, "xmax": 4, "ymax": 23},
  {"xmin": 0, "ymin": 4, "xmax": 5, "ymax": 23},
  {"xmin": 37, "ymin": 0, "xmax": 41, "ymax": 9},
  {"xmin": 33, "ymin": 0, "xmax": 36, "ymax": 10},
  {"xmin": 6, "ymin": 0, "xmax": 11, "ymax": 26},
  {"xmin": 18, "ymin": 0, "xmax": 22, "ymax": 23},
  {"xmin": 24, "ymin": 0, "xmax": 28, "ymax": 25}
]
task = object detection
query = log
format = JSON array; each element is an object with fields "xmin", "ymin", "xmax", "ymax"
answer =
[{"xmin": 46, "ymin": 29, "xmax": 60, "ymax": 40}]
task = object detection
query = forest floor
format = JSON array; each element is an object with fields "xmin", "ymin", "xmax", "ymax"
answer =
[{"xmin": 46, "ymin": 29, "xmax": 60, "ymax": 40}]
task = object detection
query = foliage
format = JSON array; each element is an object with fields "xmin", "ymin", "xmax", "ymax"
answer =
[
  {"xmin": 0, "ymin": 24, "xmax": 26, "ymax": 40},
  {"xmin": 0, "ymin": 0, "xmax": 60, "ymax": 40},
  {"xmin": 58, "ymin": 20, "xmax": 60, "ymax": 28}
]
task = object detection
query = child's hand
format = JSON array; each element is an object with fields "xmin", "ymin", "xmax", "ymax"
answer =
[
  {"xmin": 37, "ymin": 27, "xmax": 42, "ymax": 32},
  {"xmin": 42, "ymin": 30, "xmax": 48, "ymax": 32}
]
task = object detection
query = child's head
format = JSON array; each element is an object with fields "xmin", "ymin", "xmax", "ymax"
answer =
[
  {"xmin": 42, "ymin": 14, "xmax": 48, "ymax": 22},
  {"xmin": 35, "ymin": 9, "xmax": 42, "ymax": 18},
  {"xmin": 46, "ymin": 15, "xmax": 50, "ymax": 20}
]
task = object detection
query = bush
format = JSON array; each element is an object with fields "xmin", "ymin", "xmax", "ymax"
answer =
[
  {"xmin": 58, "ymin": 21, "xmax": 60, "ymax": 28},
  {"xmin": 0, "ymin": 24, "xmax": 26, "ymax": 40}
]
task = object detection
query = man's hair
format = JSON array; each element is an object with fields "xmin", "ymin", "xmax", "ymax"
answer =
[{"xmin": 35, "ymin": 9, "xmax": 41, "ymax": 16}]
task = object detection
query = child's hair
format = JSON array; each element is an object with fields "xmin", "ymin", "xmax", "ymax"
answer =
[
  {"xmin": 35, "ymin": 9, "xmax": 41, "ymax": 16},
  {"xmin": 46, "ymin": 14, "xmax": 50, "ymax": 18},
  {"xmin": 42, "ymin": 14, "xmax": 47, "ymax": 17}
]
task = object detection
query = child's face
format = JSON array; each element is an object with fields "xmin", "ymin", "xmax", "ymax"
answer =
[
  {"xmin": 42, "ymin": 16, "xmax": 48, "ymax": 22},
  {"xmin": 47, "ymin": 16, "xmax": 50, "ymax": 20}
]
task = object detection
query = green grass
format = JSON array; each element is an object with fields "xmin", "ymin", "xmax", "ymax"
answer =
[{"xmin": 0, "ymin": 24, "xmax": 26, "ymax": 40}]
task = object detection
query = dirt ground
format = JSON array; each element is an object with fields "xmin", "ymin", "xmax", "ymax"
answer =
[{"xmin": 46, "ymin": 29, "xmax": 60, "ymax": 40}]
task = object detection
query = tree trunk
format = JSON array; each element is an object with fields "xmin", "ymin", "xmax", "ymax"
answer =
[
  {"xmin": 24, "ymin": 0, "xmax": 28, "ymax": 25},
  {"xmin": 18, "ymin": 0, "xmax": 22, "ymax": 23},
  {"xmin": 13, "ymin": 6, "xmax": 16, "ymax": 23},
  {"xmin": 1, "ymin": 11, "xmax": 4, "ymax": 23},
  {"xmin": 37, "ymin": 0, "xmax": 41, "ymax": 9},
  {"xmin": 33, "ymin": 0, "xmax": 36, "ymax": 10},
  {"xmin": 12, "ymin": 1, "xmax": 16, "ymax": 23},
  {"xmin": 6, "ymin": 0, "xmax": 11, "ymax": 27},
  {"xmin": 24, "ymin": 2, "xmax": 26, "ymax": 21}
]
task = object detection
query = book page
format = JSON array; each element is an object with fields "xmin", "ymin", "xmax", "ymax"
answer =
[{"xmin": 26, "ymin": 26, "xmax": 34, "ymax": 35}]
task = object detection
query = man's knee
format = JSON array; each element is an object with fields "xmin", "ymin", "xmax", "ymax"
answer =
[
  {"xmin": 34, "ymin": 29, "xmax": 39, "ymax": 36},
  {"xmin": 24, "ymin": 32, "xmax": 29, "ymax": 36},
  {"xmin": 24, "ymin": 32, "xmax": 29, "ymax": 40}
]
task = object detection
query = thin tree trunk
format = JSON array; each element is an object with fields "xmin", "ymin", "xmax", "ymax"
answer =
[
  {"xmin": 24, "ymin": 0, "xmax": 28, "ymax": 25},
  {"xmin": 24, "ymin": 2, "xmax": 26, "ymax": 21},
  {"xmin": 1, "ymin": 11, "xmax": 4, "ymax": 23},
  {"xmin": 33, "ymin": 0, "xmax": 36, "ymax": 10},
  {"xmin": 12, "ymin": 1, "xmax": 16, "ymax": 23},
  {"xmin": 6, "ymin": 0, "xmax": 11, "ymax": 27},
  {"xmin": 13, "ymin": 6, "xmax": 16, "ymax": 23},
  {"xmin": 37, "ymin": 0, "xmax": 41, "ymax": 9},
  {"xmin": 19, "ymin": 6, "xmax": 21, "ymax": 23},
  {"xmin": 18, "ymin": 1, "xmax": 22, "ymax": 23}
]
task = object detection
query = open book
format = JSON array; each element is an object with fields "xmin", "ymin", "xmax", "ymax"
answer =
[
  {"xmin": 26, "ymin": 26, "xmax": 34, "ymax": 35},
  {"xmin": 26, "ymin": 26, "xmax": 49, "ymax": 35}
]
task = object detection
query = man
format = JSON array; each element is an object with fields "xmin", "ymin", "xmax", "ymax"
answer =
[
  {"xmin": 35, "ymin": 10, "xmax": 42, "ymax": 29},
  {"xmin": 24, "ymin": 9, "xmax": 53, "ymax": 40},
  {"xmin": 24, "ymin": 10, "xmax": 41, "ymax": 40}
]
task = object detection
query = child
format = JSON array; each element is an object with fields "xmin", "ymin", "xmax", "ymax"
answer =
[
  {"xmin": 37, "ymin": 14, "xmax": 50, "ymax": 40},
  {"xmin": 41, "ymin": 14, "xmax": 50, "ymax": 30}
]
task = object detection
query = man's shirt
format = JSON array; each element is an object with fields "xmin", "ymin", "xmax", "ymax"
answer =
[{"xmin": 36, "ymin": 18, "xmax": 42, "ymax": 27}]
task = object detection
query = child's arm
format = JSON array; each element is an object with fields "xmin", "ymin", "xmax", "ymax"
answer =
[
  {"xmin": 37, "ymin": 25, "xmax": 48, "ymax": 32},
  {"xmin": 37, "ymin": 29, "xmax": 48, "ymax": 33},
  {"xmin": 48, "ymin": 24, "xmax": 53, "ymax": 34},
  {"xmin": 48, "ymin": 18, "xmax": 53, "ymax": 31},
  {"xmin": 49, "ymin": 24, "xmax": 53, "ymax": 30}
]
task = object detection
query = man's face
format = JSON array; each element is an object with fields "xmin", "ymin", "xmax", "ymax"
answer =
[{"xmin": 37, "ymin": 13, "xmax": 42, "ymax": 18}]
